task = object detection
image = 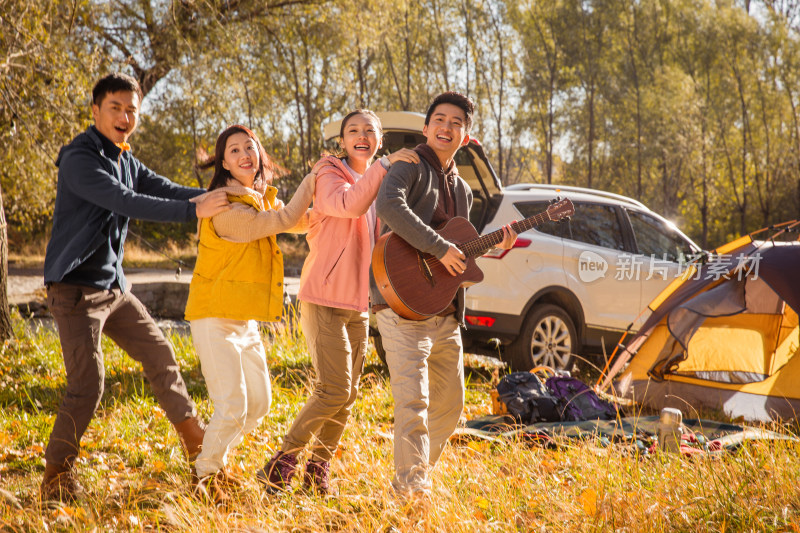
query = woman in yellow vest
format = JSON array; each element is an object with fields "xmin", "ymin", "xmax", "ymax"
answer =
[{"xmin": 184, "ymin": 124, "xmax": 315, "ymax": 505}]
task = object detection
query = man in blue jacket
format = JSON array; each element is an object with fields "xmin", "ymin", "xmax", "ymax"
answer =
[{"xmin": 40, "ymin": 72, "xmax": 230, "ymax": 502}]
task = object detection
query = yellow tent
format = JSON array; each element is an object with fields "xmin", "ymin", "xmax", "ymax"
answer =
[{"xmin": 600, "ymin": 229, "xmax": 800, "ymax": 422}]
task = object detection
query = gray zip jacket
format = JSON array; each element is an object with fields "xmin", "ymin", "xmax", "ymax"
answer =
[{"xmin": 370, "ymin": 158, "xmax": 473, "ymax": 325}]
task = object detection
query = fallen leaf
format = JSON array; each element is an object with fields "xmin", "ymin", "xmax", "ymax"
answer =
[
  {"xmin": 467, "ymin": 440, "xmax": 488, "ymax": 452},
  {"xmin": 27, "ymin": 443, "xmax": 44, "ymax": 454},
  {"xmin": 579, "ymin": 488, "xmax": 598, "ymax": 517},
  {"xmin": 475, "ymin": 496, "xmax": 490, "ymax": 510},
  {"xmin": 539, "ymin": 459, "xmax": 557, "ymax": 473}
]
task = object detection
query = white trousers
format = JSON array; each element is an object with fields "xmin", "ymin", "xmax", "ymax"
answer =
[
  {"xmin": 377, "ymin": 308, "xmax": 465, "ymax": 494},
  {"xmin": 191, "ymin": 318, "xmax": 272, "ymax": 477}
]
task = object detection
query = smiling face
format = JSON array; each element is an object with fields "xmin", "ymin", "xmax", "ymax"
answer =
[
  {"xmin": 423, "ymin": 102, "xmax": 470, "ymax": 166},
  {"xmin": 92, "ymin": 90, "xmax": 140, "ymax": 144},
  {"xmin": 340, "ymin": 113, "xmax": 382, "ymax": 172},
  {"xmin": 222, "ymin": 132, "xmax": 260, "ymax": 188}
]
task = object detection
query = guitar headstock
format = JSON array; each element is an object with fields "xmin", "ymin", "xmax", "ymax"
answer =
[{"xmin": 546, "ymin": 198, "xmax": 575, "ymax": 221}]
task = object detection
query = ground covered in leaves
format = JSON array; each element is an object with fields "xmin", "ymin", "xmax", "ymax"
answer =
[{"xmin": 1, "ymin": 314, "xmax": 799, "ymax": 532}]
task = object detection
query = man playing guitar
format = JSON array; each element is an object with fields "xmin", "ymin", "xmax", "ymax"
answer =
[{"xmin": 371, "ymin": 91, "xmax": 516, "ymax": 501}]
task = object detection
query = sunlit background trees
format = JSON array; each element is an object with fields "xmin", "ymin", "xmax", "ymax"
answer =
[{"xmin": 3, "ymin": 0, "xmax": 800, "ymax": 250}]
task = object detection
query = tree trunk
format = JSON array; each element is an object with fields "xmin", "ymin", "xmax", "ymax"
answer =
[
  {"xmin": 587, "ymin": 84, "xmax": 595, "ymax": 189},
  {"xmin": 701, "ymin": 76, "xmax": 709, "ymax": 249},
  {"xmin": 356, "ymin": 39, "xmax": 367, "ymax": 108},
  {"xmin": 780, "ymin": 70, "xmax": 800, "ymax": 219},
  {"xmin": 0, "ymin": 183, "xmax": 14, "ymax": 342}
]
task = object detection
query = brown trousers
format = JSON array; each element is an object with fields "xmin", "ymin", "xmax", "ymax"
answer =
[
  {"xmin": 281, "ymin": 301, "xmax": 368, "ymax": 462},
  {"xmin": 44, "ymin": 283, "xmax": 196, "ymax": 467}
]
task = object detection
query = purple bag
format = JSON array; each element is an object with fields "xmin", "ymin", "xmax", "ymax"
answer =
[{"xmin": 545, "ymin": 376, "xmax": 617, "ymax": 422}]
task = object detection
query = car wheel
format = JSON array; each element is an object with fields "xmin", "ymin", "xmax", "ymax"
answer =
[
  {"xmin": 371, "ymin": 335, "xmax": 387, "ymax": 367},
  {"xmin": 506, "ymin": 304, "xmax": 578, "ymax": 372}
]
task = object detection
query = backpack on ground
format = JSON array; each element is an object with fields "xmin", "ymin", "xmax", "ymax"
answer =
[
  {"xmin": 495, "ymin": 372, "xmax": 561, "ymax": 424},
  {"xmin": 545, "ymin": 375, "xmax": 617, "ymax": 421}
]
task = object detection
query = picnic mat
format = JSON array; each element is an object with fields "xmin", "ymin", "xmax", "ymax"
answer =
[{"xmin": 453, "ymin": 415, "xmax": 797, "ymax": 453}]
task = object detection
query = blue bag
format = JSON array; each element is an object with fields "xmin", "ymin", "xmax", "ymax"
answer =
[{"xmin": 496, "ymin": 372, "xmax": 561, "ymax": 424}]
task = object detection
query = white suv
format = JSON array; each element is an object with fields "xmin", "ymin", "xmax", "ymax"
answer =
[
  {"xmin": 463, "ymin": 184, "xmax": 701, "ymax": 371},
  {"xmin": 322, "ymin": 112, "xmax": 701, "ymax": 371}
]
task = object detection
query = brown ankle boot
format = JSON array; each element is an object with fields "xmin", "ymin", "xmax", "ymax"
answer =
[
  {"xmin": 40, "ymin": 462, "xmax": 81, "ymax": 503},
  {"xmin": 193, "ymin": 471, "xmax": 231, "ymax": 507},
  {"xmin": 174, "ymin": 416, "xmax": 205, "ymax": 462},
  {"xmin": 216, "ymin": 467, "xmax": 244, "ymax": 490},
  {"xmin": 303, "ymin": 460, "xmax": 330, "ymax": 494}
]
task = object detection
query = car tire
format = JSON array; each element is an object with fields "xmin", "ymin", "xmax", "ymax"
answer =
[
  {"xmin": 506, "ymin": 304, "xmax": 578, "ymax": 372},
  {"xmin": 371, "ymin": 335, "xmax": 387, "ymax": 367}
]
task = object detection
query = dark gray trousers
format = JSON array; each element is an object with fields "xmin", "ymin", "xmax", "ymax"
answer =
[{"xmin": 44, "ymin": 283, "xmax": 196, "ymax": 467}]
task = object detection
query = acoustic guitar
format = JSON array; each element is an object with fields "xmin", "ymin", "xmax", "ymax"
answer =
[{"xmin": 372, "ymin": 198, "xmax": 575, "ymax": 320}]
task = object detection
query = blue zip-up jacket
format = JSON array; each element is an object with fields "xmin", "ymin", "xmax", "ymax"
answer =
[{"xmin": 44, "ymin": 126, "xmax": 202, "ymax": 292}]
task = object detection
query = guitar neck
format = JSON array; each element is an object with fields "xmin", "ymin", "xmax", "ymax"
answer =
[{"xmin": 459, "ymin": 212, "xmax": 551, "ymax": 258}]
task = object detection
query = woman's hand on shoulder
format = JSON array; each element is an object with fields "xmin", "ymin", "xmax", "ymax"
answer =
[
  {"xmin": 311, "ymin": 155, "xmax": 338, "ymax": 175},
  {"xmin": 386, "ymin": 148, "xmax": 420, "ymax": 166},
  {"xmin": 300, "ymin": 167, "xmax": 318, "ymax": 195}
]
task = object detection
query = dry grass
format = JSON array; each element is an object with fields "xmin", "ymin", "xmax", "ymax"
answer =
[
  {"xmin": 6, "ymin": 237, "xmax": 195, "ymax": 271},
  {"xmin": 7, "ymin": 236, "xmax": 308, "ymax": 273},
  {"xmin": 7, "ymin": 239, "xmax": 47, "ymax": 269},
  {"xmin": 1, "ymin": 313, "xmax": 799, "ymax": 532},
  {"xmin": 120, "ymin": 240, "xmax": 199, "ymax": 270},
  {"xmin": 120, "ymin": 235, "xmax": 309, "ymax": 272}
]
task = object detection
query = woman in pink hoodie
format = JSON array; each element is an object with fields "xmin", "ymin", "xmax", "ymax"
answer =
[{"xmin": 256, "ymin": 110, "xmax": 418, "ymax": 494}]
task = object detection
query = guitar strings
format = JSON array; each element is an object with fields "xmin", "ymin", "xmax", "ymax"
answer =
[{"xmin": 421, "ymin": 209, "xmax": 561, "ymax": 270}]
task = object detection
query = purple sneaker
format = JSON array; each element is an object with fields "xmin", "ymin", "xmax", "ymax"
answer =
[
  {"xmin": 303, "ymin": 460, "xmax": 330, "ymax": 494},
  {"xmin": 256, "ymin": 451, "xmax": 297, "ymax": 493}
]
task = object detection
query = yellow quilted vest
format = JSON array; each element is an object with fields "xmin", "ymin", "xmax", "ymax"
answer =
[{"xmin": 184, "ymin": 187, "xmax": 285, "ymax": 322}]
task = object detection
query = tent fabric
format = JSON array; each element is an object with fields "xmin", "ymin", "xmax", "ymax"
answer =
[
  {"xmin": 676, "ymin": 314, "xmax": 783, "ymax": 382},
  {"xmin": 653, "ymin": 278, "xmax": 785, "ymax": 380},
  {"xmin": 619, "ymin": 374, "xmax": 800, "ymax": 422},
  {"xmin": 601, "ymin": 238, "xmax": 800, "ymax": 422},
  {"xmin": 759, "ymin": 245, "xmax": 800, "ymax": 314},
  {"xmin": 601, "ymin": 239, "xmax": 760, "ymax": 387}
]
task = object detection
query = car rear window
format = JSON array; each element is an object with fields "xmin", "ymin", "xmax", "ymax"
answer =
[{"xmin": 380, "ymin": 131, "xmax": 426, "ymax": 152}]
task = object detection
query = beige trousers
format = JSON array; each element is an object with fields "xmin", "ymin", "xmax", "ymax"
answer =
[
  {"xmin": 191, "ymin": 318, "xmax": 272, "ymax": 477},
  {"xmin": 281, "ymin": 301, "xmax": 369, "ymax": 462},
  {"xmin": 376, "ymin": 308, "xmax": 465, "ymax": 494}
]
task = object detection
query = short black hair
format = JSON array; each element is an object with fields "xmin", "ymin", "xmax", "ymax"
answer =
[
  {"xmin": 92, "ymin": 73, "xmax": 143, "ymax": 106},
  {"xmin": 424, "ymin": 91, "xmax": 474, "ymax": 132}
]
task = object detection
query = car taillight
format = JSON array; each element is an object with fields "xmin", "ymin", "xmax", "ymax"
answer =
[
  {"xmin": 465, "ymin": 315, "xmax": 496, "ymax": 327},
  {"xmin": 481, "ymin": 237, "xmax": 531, "ymax": 259}
]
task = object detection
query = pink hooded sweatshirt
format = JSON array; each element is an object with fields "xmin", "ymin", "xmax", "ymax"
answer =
[{"xmin": 297, "ymin": 155, "xmax": 387, "ymax": 312}]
